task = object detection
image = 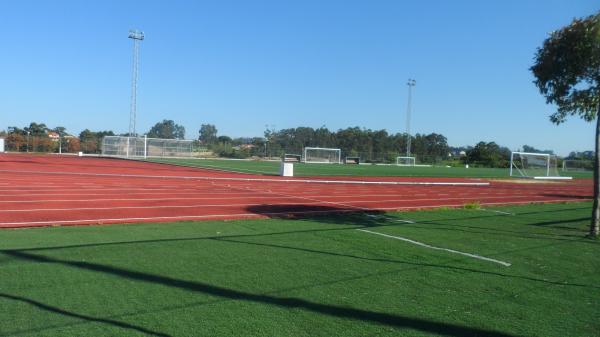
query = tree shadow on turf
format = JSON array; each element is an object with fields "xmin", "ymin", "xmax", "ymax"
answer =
[
  {"xmin": 245, "ymin": 204, "xmax": 387, "ymax": 227},
  {"xmin": 3, "ymin": 249, "xmax": 520, "ymax": 337},
  {"xmin": 0, "ymin": 292, "xmax": 172, "ymax": 337}
]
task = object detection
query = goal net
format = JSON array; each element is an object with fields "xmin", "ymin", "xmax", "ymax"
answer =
[
  {"xmin": 303, "ymin": 147, "xmax": 341, "ymax": 164},
  {"xmin": 509, "ymin": 152, "xmax": 564, "ymax": 179},
  {"xmin": 396, "ymin": 156, "xmax": 416, "ymax": 166},
  {"xmin": 102, "ymin": 136, "xmax": 193, "ymax": 158},
  {"xmin": 562, "ymin": 159, "xmax": 593, "ymax": 172}
]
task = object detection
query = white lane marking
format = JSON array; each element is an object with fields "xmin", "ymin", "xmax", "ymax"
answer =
[
  {"xmin": 357, "ymin": 229, "xmax": 511, "ymax": 267},
  {"xmin": 0, "ymin": 208, "xmax": 363, "ymax": 227},
  {"xmin": 0, "ymin": 193, "xmax": 576, "ymax": 213},
  {"xmin": 0, "ymin": 199, "xmax": 578, "ymax": 227},
  {"xmin": 0, "ymin": 169, "xmax": 490, "ymax": 186}
]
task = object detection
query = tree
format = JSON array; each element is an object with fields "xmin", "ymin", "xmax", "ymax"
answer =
[
  {"xmin": 79, "ymin": 129, "xmax": 115, "ymax": 154},
  {"xmin": 52, "ymin": 126, "xmax": 68, "ymax": 137},
  {"xmin": 199, "ymin": 124, "xmax": 218, "ymax": 144},
  {"xmin": 466, "ymin": 142, "xmax": 511, "ymax": 168},
  {"xmin": 217, "ymin": 135, "xmax": 232, "ymax": 144},
  {"xmin": 531, "ymin": 12, "xmax": 600, "ymax": 237},
  {"xmin": 147, "ymin": 120, "xmax": 185, "ymax": 139},
  {"xmin": 24, "ymin": 122, "xmax": 48, "ymax": 136}
]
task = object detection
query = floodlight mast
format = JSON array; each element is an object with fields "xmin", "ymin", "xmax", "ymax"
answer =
[
  {"xmin": 405, "ymin": 79, "xmax": 416, "ymax": 158},
  {"xmin": 128, "ymin": 29, "xmax": 144, "ymax": 137}
]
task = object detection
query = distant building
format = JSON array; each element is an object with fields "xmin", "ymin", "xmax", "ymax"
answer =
[
  {"xmin": 233, "ymin": 144, "xmax": 256, "ymax": 150},
  {"xmin": 47, "ymin": 131, "xmax": 60, "ymax": 141}
]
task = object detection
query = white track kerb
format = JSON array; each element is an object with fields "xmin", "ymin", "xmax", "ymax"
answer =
[{"xmin": 357, "ymin": 229, "xmax": 511, "ymax": 267}]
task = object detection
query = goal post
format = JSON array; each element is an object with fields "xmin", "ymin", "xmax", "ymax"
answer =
[
  {"xmin": 509, "ymin": 151, "xmax": 570, "ymax": 179},
  {"xmin": 303, "ymin": 147, "xmax": 341, "ymax": 164},
  {"xmin": 396, "ymin": 156, "xmax": 416, "ymax": 166},
  {"xmin": 102, "ymin": 136, "xmax": 193, "ymax": 159},
  {"xmin": 562, "ymin": 159, "xmax": 593, "ymax": 172}
]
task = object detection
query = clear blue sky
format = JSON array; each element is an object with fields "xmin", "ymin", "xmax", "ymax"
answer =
[{"xmin": 0, "ymin": 0, "xmax": 597, "ymax": 155}]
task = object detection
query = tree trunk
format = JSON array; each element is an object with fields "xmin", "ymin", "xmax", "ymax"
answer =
[{"xmin": 591, "ymin": 102, "xmax": 600, "ymax": 237}]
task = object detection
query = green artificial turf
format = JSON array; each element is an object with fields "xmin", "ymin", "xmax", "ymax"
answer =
[
  {"xmin": 0, "ymin": 202, "xmax": 598, "ymax": 336},
  {"xmin": 146, "ymin": 158, "xmax": 592, "ymax": 179}
]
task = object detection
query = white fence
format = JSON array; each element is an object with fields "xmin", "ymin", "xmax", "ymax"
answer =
[{"xmin": 102, "ymin": 136, "xmax": 193, "ymax": 158}]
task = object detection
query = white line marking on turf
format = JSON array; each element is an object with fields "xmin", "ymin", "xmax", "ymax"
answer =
[
  {"xmin": 479, "ymin": 209, "xmax": 515, "ymax": 216},
  {"xmin": 357, "ymin": 229, "xmax": 511, "ymax": 267}
]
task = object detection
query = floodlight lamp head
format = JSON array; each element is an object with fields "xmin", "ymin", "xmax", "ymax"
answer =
[
  {"xmin": 407, "ymin": 79, "xmax": 416, "ymax": 86},
  {"xmin": 128, "ymin": 29, "xmax": 145, "ymax": 40}
]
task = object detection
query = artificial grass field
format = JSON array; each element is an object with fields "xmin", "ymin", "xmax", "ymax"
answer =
[
  {"xmin": 1, "ymin": 202, "xmax": 598, "ymax": 336},
  {"xmin": 147, "ymin": 158, "xmax": 593, "ymax": 179}
]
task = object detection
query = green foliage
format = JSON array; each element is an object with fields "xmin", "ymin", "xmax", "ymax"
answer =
[
  {"xmin": 24, "ymin": 122, "xmax": 48, "ymax": 136},
  {"xmin": 466, "ymin": 141, "xmax": 511, "ymax": 168},
  {"xmin": 79, "ymin": 129, "xmax": 115, "ymax": 153},
  {"xmin": 146, "ymin": 119, "xmax": 185, "ymax": 139},
  {"xmin": 463, "ymin": 201, "xmax": 481, "ymax": 209},
  {"xmin": 531, "ymin": 12, "xmax": 600, "ymax": 124},
  {"xmin": 522, "ymin": 145, "xmax": 554, "ymax": 155},
  {"xmin": 199, "ymin": 124, "xmax": 218, "ymax": 144},
  {"xmin": 264, "ymin": 126, "xmax": 450, "ymax": 163}
]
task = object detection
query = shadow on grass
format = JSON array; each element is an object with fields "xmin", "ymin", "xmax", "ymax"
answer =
[
  {"xmin": 2, "ymin": 249, "xmax": 519, "ymax": 337},
  {"xmin": 245, "ymin": 204, "xmax": 385, "ymax": 224},
  {"xmin": 0, "ymin": 292, "xmax": 171, "ymax": 337}
]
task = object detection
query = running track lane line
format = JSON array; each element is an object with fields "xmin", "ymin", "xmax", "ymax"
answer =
[
  {"xmin": 0, "ymin": 169, "xmax": 490, "ymax": 186},
  {"xmin": 357, "ymin": 229, "xmax": 511, "ymax": 267},
  {"xmin": 0, "ymin": 199, "xmax": 577, "ymax": 227}
]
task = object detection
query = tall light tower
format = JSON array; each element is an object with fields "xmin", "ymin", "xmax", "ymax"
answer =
[
  {"xmin": 128, "ymin": 29, "xmax": 144, "ymax": 136},
  {"xmin": 405, "ymin": 78, "xmax": 416, "ymax": 158}
]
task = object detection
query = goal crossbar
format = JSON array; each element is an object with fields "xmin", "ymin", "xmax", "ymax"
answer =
[
  {"xmin": 396, "ymin": 156, "xmax": 416, "ymax": 166},
  {"xmin": 509, "ymin": 151, "xmax": 570, "ymax": 179},
  {"xmin": 303, "ymin": 147, "xmax": 341, "ymax": 164}
]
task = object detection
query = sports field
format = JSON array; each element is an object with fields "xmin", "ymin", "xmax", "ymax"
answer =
[
  {"xmin": 0, "ymin": 153, "xmax": 597, "ymax": 336},
  {"xmin": 1, "ymin": 202, "xmax": 598, "ymax": 336},
  {"xmin": 147, "ymin": 157, "xmax": 593, "ymax": 179}
]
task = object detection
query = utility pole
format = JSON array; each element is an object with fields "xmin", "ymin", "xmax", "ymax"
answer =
[
  {"xmin": 405, "ymin": 79, "xmax": 416, "ymax": 158},
  {"xmin": 128, "ymin": 29, "xmax": 144, "ymax": 137}
]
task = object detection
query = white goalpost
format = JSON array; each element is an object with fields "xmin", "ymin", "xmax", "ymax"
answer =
[
  {"xmin": 102, "ymin": 136, "xmax": 194, "ymax": 159},
  {"xmin": 509, "ymin": 151, "xmax": 571, "ymax": 180},
  {"xmin": 562, "ymin": 159, "xmax": 593, "ymax": 172},
  {"xmin": 303, "ymin": 147, "xmax": 341, "ymax": 164},
  {"xmin": 396, "ymin": 156, "xmax": 416, "ymax": 166}
]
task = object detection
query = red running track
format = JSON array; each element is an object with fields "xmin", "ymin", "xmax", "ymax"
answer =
[{"xmin": 0, "ymin": 153, "xmax": 592, "ymax": 228}]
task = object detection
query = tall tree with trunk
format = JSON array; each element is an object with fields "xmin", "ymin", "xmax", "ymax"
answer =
[
  {"xmin": 147, "ymin": 120, "xmax": 186, "ymax": 139},
  {"xmin": 530, "ymin": 12, "xmax": 600, "ymax": 237}
]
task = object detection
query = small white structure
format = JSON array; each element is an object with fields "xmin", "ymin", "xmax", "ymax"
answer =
[
  {"xmin": 280, "ymin": 162, "xmax": 294, "ymax": 177},
  {"xmin": 0, "ymin": 138, "xmax": 4, "ymax": 153}
]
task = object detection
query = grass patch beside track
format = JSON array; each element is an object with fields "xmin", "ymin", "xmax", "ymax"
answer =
[
  {"xmin": 0, "ymin": 202, "xmax": 598, "ymax": 336},
  {"xmin": 146, "ymin": 158, "xmax": 592, "ymax": 179}
]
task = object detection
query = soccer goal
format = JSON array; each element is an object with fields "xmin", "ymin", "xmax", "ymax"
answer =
[
  {"xmin": 303, "ymin": 147, "xmax": 341, "ymax": 164},
  {"xmin": 509, "ymin": 152, "xmax": 570, "ymax": 179},
  {"xmin": 396, "ymin": 156, "xmax": 416, "ymax": 166},
  {"xmin": 102, "ymin": 136, "xmax": 193, "ymax": 159},
  {"xmin": 562, "ymin": 159, "xmax": 593, "ymax": 172}
]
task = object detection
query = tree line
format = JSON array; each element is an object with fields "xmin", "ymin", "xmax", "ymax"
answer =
[{"xmin": 1, "ymin": 120, "xmax": 583, "ymax": 167}]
